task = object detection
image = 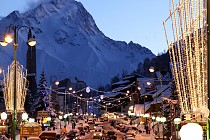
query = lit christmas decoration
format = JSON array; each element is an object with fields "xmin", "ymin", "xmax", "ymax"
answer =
[
  {"xmin": 3, "ymin": 61, "xmax": 28, "ymax": 112},
  {"xmin": 163, "ymin": 0, "xmax": 208, "ymax": 118},
  {"xmin": 86, "ymin": 86, "xmax": 90, "ymax": 93}
]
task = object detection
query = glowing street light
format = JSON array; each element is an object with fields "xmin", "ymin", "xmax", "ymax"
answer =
[{"xmin": 55, "ymin": 81, "xmax": 59, "ymax": 86}]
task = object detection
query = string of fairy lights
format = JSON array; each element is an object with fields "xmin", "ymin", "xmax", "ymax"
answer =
[
  {"xmin": 163, "ymin": 0, "xmax": 208, "ymax": 114},
  {"xmin": 44, "ymin": 81, "xmax": 137, "ymax": 109}
]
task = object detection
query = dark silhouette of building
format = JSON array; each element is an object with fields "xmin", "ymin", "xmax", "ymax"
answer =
[{"xmin": 25, "ymin": 29, "xmax": 37, "ymax": 113}]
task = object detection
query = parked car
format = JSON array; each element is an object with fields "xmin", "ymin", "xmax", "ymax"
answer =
[
  {"xmin": 126, "ymin": 130, "xmax": 137, "ymax": 137},
  {"xmin": 106, "ymin": 130, "xmax": 117, "ymax": 140},
  {"xmin": 66, "ymin": 129, "xmax": 80, "ymax": 140},
  {"xmin": 103, "ymin": 117, "xmax": 108, "ymax": 121},
  {"xmin": 100, "ymin": 117, "xmax": 105, "ymax": 122}
]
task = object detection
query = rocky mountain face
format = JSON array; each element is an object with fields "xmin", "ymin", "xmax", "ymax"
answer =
[{"xmin": 0, "ymin": 0, "xmax": 155, "ymax": 87}]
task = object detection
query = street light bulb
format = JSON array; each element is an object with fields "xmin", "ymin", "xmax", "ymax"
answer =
[
  {"xmin": 28, "ymin": 38, "xmax": 36, "ymax": 46},
  {"xmin": 149, "ymin": 66, "xmax": 155, "ymax": 73},
  {"xmin": 0, "ymin": 41, "xmax": 8, "ymax": 46},
  {"xmin": 55, "ymin": 81, "xmax": 59, "ymax": 85},
  {"xmin": 147, "ymin": 82, "xmax": 151, "ymax": 85},
  {"xmin": 5, "ymin": 34, "xmax": 13, "ymax": 43},
  {"xmin": 69, "ymin": 87, "xmax": 72, "ymax": 91}
]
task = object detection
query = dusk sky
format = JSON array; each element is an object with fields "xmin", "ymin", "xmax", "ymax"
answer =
[{"xmin": 0, "ymin": 0, "xmax": 170, "ymax": 55}]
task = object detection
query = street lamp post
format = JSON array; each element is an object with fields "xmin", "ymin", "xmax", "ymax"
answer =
[
  {"xmin": 174, "ymin": 118, "xmax": 181, "ymax": 140},
  {"xmin": 156, "ymin": 116, "xmax": 161, "ymax": 138},
  {"xmin": 161, "ymin": 117, "xmax": 166, "ymax": 140},
  {"xmin": 64, "ymin": 114, "xmax": 67, "ymax": 127},
  {"xmin": 0, "ymin": 24, "xmax": 36, "ymax": 140},
  {"xmin": 141, "ymin": 95, "xmax": 147, "ymax": 129},
  {"xmin": 151, "ymin": 116, "xmax": 156, "ymax": 131},
  {"xmin": 59, "ymin": 115, "xmax": 63, "ymax": 129},
  {"xmin": 149, "ymin": 66, "xmax": 163, "ymax": 117}
]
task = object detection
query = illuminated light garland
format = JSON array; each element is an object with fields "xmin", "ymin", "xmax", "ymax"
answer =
[
  {"xmin": 163, "ymin": 0, "xmax": 207, "ymax": 115},
  {"xmin": 181, "ymin": 0, "xmax": 196, "ymax": 109},
  {"xmin": 48, "ymin": 85, "xmax": 136, "ymax": 103},
  {"xmin": 3, "ymin": 61, "xmax": 28, "ymax": 112}
]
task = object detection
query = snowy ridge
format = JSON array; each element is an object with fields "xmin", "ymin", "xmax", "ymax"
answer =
[{"xmin": 0, "ymin": 0, "xmax": 155, "ymax": 87}]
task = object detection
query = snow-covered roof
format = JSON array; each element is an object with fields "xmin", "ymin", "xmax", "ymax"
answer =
[
  {"xmin": 135, "ymin": 82, "xmax": 173, "ymax": 113},
  {"xmin": 103, "ymin": 92, "xmax": 122, "ymax": 98},
  {"xmin": 112, "ymin": 80, "xmax": 130, "ymax": 86},
  {"xmin": 111, "ymin": 85, "xmax": 132, "ymax": 92}
]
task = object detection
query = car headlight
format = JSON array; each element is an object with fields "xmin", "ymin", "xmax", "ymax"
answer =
[
  {"xmin": 99, "ymin": 133, "xmax": 102, "ymax": 136},
  {"xmin": 94, "ymin": 133, "xmax": 96, "ymax": 136}
]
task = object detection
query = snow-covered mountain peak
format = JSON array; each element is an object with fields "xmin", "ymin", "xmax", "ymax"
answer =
[{"xmin": 0, "ymin": 0, "xmax": 155, "ymax": 87}]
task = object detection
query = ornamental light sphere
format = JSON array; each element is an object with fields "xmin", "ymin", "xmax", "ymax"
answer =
[
  {"xmin": 1, "ymin": 112, "xmax": 7, "ymax": 120},
  {"xmin": 174, "ymin": 118, "xmax": 181, "ymax": 124},
  {"xmin": 46, "ymin": 117, "xmax": 51, "ymax": 121},
  {"xmin": 29, "ymin": 118, "xmax": 35, "ymax": 123},
  {"xmin": 180, "ymin": 123, "xmax": 203, "ymax": 140},
  {"xmin": 86, "ymin": 86, "xmax": 90, "ymax": 93},
  {"xmin": 156, "ymin": 116, "xmax": 161, "ymax": 122},
  {"xmin": 161, "ymin": 117, "xmax": 166, "ymax": 123},
  {"xmin": 22, "ymin": 112, "xmax": 28, "ymax": 120},
  {"xmin": 64, "ymin": 114, "xmax": 68, "ymax": 119},
  {"xmin": 59, "ymin": 115, "xmax": 63, "ymax": 120}
]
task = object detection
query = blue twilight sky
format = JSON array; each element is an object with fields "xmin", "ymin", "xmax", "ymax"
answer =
[{"xmin": 0, "ymin": 0, "xmax": 170, "ymax": 55}]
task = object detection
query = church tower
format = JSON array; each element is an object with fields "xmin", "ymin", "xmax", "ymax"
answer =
[{"xmin": 25, "ymin": 29, "xmax": 37, "ymax": 113}]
